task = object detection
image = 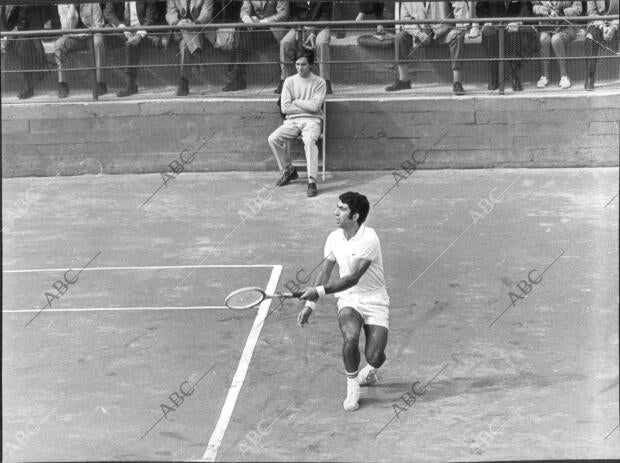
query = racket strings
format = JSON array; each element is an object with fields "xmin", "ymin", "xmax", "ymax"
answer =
[{"xmin": 225, "ymin": 287, "xmax": 265, "ymax": 309}]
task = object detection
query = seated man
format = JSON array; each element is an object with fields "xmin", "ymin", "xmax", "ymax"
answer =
[
  {"xmin": 278, "ymin": 1, "xmax": 333, "ymax": 94},
  {"xmin": 1, "ymin": 5, "xmax": 49, "ymax": 99},
  {"xmin": 166, "ymin": 0, "xmax": 213, "ymax": 96},
  {"xmin": 103, "ymin": 1, "xmax": 158, "ymax": 97},
  {"xmin": 54, "ymin": 3, "xmax": 107, "ymax": 98},
  {"xmin": 584, "ymin": 0, "xmax": 619, "ymax": 90},
  {"xmin": 478, "ymin": 0, "xmax": 534, "ymax": 92},
  {"xmin": 268, "ymin": 50, "xmax": 326, "ymax": 198},
  {"xmin": 533, "ymin": 1, "xmax": 582, "ymax": 90},
  {"xmin": 386, "ymin": 1, "xmax": 466, "ymax": 95},
  {"xmin": 223, "ymin": 0, "xmax": 295, "ymax": 92}
]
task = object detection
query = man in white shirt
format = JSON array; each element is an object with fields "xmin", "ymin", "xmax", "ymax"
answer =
[
  {"xmin": 268, "ymin": 49, "xmax": 326, "ymax": 197},
  {"xmin": 299, "ymin": 191, "xmax": 390, "ymax": 411}
]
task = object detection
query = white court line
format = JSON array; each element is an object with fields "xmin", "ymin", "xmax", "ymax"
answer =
[
  {"xmin": 202, "ymin": 264, "xmax": 283, "ymax": 462},
  {"xmin": 3, "ymin": 264, "xmax": 276, "ymax": 274},
  {"xmin": 3, "ymin": 306, "xmax": 226, "ymax": 313}
]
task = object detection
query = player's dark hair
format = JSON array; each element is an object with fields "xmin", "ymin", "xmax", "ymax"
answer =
[
  {"xmin": 339, "ymin": 192, "xmax": 370, "ymax": 225},
  {"xmin": 295, "ymin": 49, "xmax": 315, "ymax": 66}
]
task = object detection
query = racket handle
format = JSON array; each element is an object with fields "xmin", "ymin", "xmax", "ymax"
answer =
[{"xmin": 283, "ymin": 291, "xmax": 303, "ymax": 298}]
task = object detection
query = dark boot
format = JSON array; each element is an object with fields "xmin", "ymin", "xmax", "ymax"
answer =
[
  {"xmin": 117, "ymin": 76, "xmax": 138, "ymax": 97},
  {"xmin": 58, "ymin": 82, "xmax": 69, "ymax": 99},
  {"xmin": 176, "ymin": 77, "xmax": 189, "ymax": 96},
  {"xmin": 97, "ymin": 82, "xmax": 107, "ymax": 95}
]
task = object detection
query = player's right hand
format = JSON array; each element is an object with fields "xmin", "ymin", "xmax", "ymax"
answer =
[{"xmin": 297, "ymin": 306, "xmax": 313, "ymax": 327}]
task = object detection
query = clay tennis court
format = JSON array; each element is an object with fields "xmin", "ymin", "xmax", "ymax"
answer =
[{"xmin": 2, "ymin": 167, "xmax": 619, "ymax": 461}]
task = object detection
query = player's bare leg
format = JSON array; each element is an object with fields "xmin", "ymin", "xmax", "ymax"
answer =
[
  {"xmin": 338, "ymin": 307, "xmax": 363, "ymax": 411},
  {"xmin": 359, "ymin": 324, "xmax": 388, "ymax": 386}
]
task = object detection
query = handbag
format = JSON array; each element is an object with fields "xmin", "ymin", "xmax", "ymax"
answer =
[{"xmin": 214, "ymin": 28, "xmax": 238, "ymax": 50}]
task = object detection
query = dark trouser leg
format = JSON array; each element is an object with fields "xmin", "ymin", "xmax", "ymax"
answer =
[
  {"xmin": 585, "ymin": 25, "xmax": 602, "ymax": 78},
  {"xmin": 448, "ymin": 30, "xmax": 464, "ymax": 81},
  {"xmin": 506, "ymin": 29, "xmax": 521, "ymax": 78},
  {"xmin": 482, "ymin": 26, "xmax": 499, "ymax": 86}
]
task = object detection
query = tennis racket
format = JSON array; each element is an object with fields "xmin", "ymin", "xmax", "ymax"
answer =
[{"xmin": 224, "ymin": 286, "xmax": 303, "ymax": 310}]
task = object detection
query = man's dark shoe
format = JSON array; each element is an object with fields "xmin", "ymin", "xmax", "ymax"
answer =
[
  {"xmin": 58, "ymin": 82, "xmax": 69, "ymax": 99},
  {"xmin": 274, "ymin": 80, "xmax": 284, "ymax": 94},
  {"xmin": 512, "ymin": 76, "xmax": 523, "ymax": 92},
  {"xmin": 385, "ymin": 79, "xmax": 411, "ymax": 92},
  {"xmin": 276, "ymin": 166, "xmax": 298, "ymax": 186},
  {"xmin": 222, "ymin": 77, "xmax": 247, "ymax": 92},
  {"xmin": 97, "ymin": 81, "xmax": 107, "ymax": 95},
  {"xmin": 177, "ymin": 78, "xmax": 189, "ymax": 96},
  {"xmin": 453, "ymin": 81, "xmax": 465, "ymax": 95},
  {"xmin": 307, "ymin": 182, "xmax": 318, "ymax": 197},
  {"xmin": 325, "ymin": 79, "xmax": 333, "ymax": 95},
  {"xmin": 585, "ymin": 76, "xmax": 595, "ymax": 91},
  {"xmin": 117, "ymin": 82, "xmax": 138, "ymax": 97}
]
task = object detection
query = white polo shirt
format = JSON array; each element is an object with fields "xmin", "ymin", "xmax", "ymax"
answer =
[{"xmin": 323, "ymin": 224, "xmax": 389, "ymax": 301}]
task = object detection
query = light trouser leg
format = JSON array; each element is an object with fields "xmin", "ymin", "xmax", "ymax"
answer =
[
  {"xmin": 93, "ymin": 33, "xmax": 105, "ymax": 83},
  {"xmin": 315, "ymin": 28, "xmax": 331, "ymax": 80},
  {"xmin": 268, "ymin": 120, "xmax": 301, "ymax": 171},
  {"xmin": 299, "ymin": 118, "xmax": 322, "ymax": 182},
  {"xmin": 279, "ymin": 29, "xmax": 296, "ymax": 80}
]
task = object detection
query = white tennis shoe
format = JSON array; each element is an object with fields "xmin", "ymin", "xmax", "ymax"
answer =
[
  {"xmin": 358, "ymin": 365, "xmax": 379, "ymax": 386},
  {"xmin": 343, "ymin": 379, "xmax": 360, "ymax": 411},
  {"xmin": 537, "ymin": 75, "xmax": 549, "ymax": 88},
  {"xmin": 559, "ymin": 76, "xmax": 571, "ymax": 89}
]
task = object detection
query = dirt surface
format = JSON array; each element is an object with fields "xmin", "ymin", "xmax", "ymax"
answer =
[{"xmin": 2, "ymin": 168, "xmax": 619, "ymax": 461}]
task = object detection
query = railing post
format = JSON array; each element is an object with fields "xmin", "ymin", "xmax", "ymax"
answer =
[
  {"xmin": 498, "ymin": 26, "xmax": 505, "ymax": 95},
  {"xmin": 89, "ymin": 30, "xmax": 98, "ymax": 101}
]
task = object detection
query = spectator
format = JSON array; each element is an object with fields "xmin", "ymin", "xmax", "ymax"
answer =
[
  {"xmin": 478, "ymin": 1, "xmax": 535, "ymax": 92},
  {"xmin": 103, "ymin": 1, "xmax": 159, "ymax": 97},
  {"xmin": 533, "ymin": 1, "xmax": 582, "ymax": 90},
  {"xmin": 1, "ymin": 5, "xmax": 48, "ymax": 99},
  {"xmin": 279, "ymin": 1, "xmax": 334, "ymax": 95},
  {"xmin": 223, "ymin": 0, "xmax": 295, "ymax": 92},
  {"xmin": 54, "ymin": 4, "xmax": 107, "ymax": 98},
  {"xmin": 386, "ymin": 2, "xmax": 467, "ymax": 95},
  {"xmin": 268, "ymin": 49, "xmax": 326, "ymax": 198},
  {"xmin": 584, "ymin": 0, "xmax": 619, "ymax": 90},
  {"xmin": 166, "ymin": 0, "xmax": 214, "ymax": 96}
]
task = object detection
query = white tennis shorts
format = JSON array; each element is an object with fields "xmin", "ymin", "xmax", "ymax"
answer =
[{"xmin": 337, "ymin": 293, "xmax": 390, "ymax": 329}]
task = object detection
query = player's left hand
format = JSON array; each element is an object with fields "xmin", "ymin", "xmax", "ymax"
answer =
[
  {"xmin": 297, "ymin": 306, "xmax": 313, "ymax": 327},
  {"xmin": 299, "ymin": 287, "xmax": 319, "ymax": 301}
]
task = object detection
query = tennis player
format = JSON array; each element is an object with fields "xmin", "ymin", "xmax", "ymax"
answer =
[{"xmin": 298, "ymin": 191, "xmax": 389, "ymax": 411}]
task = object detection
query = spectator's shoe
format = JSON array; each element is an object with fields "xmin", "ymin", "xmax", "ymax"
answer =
[
  {"xmin": 468, "ymin": 24, "xmax": 480, "ymax": 38},
  {"xmin": 177, "ymin": 78, "xmax": 189, "ymax": 96},
  {"xmin": 512, "ymin": 76, "xmax": 523, "ymax": 92},
  {"xmin": 585, "ymin": 76, "xmax": 595, "ymax": 91},
  {"xmin": 453, "ymin": 81, "xmax": 465, "ymax": 95},
  {"xmin": 222, "ymin": 77, "xmax": 247, "ymax": 92},
  {"xmin": 307, "ymin": 182, "xmax": 318, "ymax": 197},
  {"xmin": 97, "ymin": 82, "xmax": 108, "ymax": 96},
  {"xmin": 274, "ymin": 80, "xmax": 284, "ymax": 94},
  {"xmin": 558, "ymin": 76, "xmax": 571, "ymax": 89},
  {"xmin": 536, "ymin": 75, "xmax": 548, "ymax": 88},
  {"xmin": 325, "ymin": 80, "xmax": 333, "ymax": 95},
  {"xmin": 276, "ymin": 166, "xmax": 298, "ymax": 186},
  {"xmin": 58, "ymin": 82, "xmax": 69, "ymax": 99},
  {"xmin": 17, "ymin": 85, "xmax": 34, "ymax": 100},
  {"xmin": 117, "ymin": 82, "xmax": 138, "ymax": 97},
  {"xmin": 385, "ymin": 79, "xmax": 411, "ymax": 92},
  {"xmin": 487, "ymin": 80, "xmax": 499, "ymax": 91}
]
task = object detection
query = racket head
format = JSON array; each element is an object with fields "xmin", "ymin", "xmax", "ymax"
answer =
[{"xmin": 224, "ymin": 286, "xmax": 267, "ymax": 310}]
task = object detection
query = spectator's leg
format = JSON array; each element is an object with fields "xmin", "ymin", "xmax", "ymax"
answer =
[
  {"xmin": 505, "ymin": 29, "xmax": 522, "ymax": 90},
  {"xmin": 386, "ymin": 31, "xmax": 412, "ymax": 91},
  {"xmin": 551, "ymin": 29, "xmax": 574, "ymax": 86},
  {"xmin": 584, "ymin": 25, "xmax": 602, "ymax": 87},
  {"xmin": 268, "ymin": 121, "xmax": 301, "ymax": 172},
  {"xmin": 93, "ymin": 33, "xmax": 106, "ymax": 85},
  {"xmin": 279, "ymin": 28, "xmax": 297, "ymax": 83},
  {"xmin": 481, "ymin": 24, "xmax": 499, "ymax": 89},
  {"xmin": 467, "ymin": 1, "xmax": 479, "ymax": 38},
  {"xmin": 117, "ymin": 36, "xmax": 140, "ymax": 97},
  {"xmin": 177, "ymin": 40, "xmax": 190, "ymax": 96},
  {"xmin": 223, "ymin": 28, "xmax": 249, "ymax": 91},
  {"xmin": 448, "ymin": 30, "xmax": 465, "ymax": 84},
  {"xmin": 539, "ymin": 31, "xmax": 551, "ymax": 81},
  {"xmin": 300, "ymin": 118, "xmax": 322, "ymax": 184},
  {"xmin": 316, "ymin": 27, "xmax": 331, "ymax": 82}
]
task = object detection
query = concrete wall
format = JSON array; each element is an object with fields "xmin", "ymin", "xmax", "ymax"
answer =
[{"xmin": 2, "ymin": 93, "xmax": 619, "ymax": 177}]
